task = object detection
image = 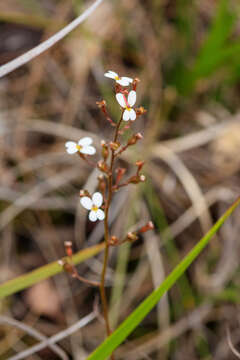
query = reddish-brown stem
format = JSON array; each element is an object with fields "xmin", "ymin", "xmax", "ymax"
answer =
[{"xmin": 99, "ymin": 112, "xmax": 123, "ymax": 360}]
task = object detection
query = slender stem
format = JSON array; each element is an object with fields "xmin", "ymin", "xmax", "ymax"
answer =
[{"xmin": 99, "ymin": 113, "xmax": 123, "ymax": 360}]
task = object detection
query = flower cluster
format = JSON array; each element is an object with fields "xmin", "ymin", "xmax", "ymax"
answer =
[{"xmin": 65, "ymin": 70, "xmax": 149, "ymax": 226}]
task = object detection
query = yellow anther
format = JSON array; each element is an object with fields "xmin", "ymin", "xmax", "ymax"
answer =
[
  {"xmin": 115, "ymin": 76, "xmax": 120, "ymax": 80},
  {"xmin": 92, "ymin": 205, "xmax": 98, "ymax": 212},
  {"xmin": 76, "ymin": 145, "xmax": 82, "ymax": 151}
]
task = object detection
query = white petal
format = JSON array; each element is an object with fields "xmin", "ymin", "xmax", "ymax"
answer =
[
  {"xmin": 80, "ymin": 197, "xmax": 93, "ymax": 210},
  {"xmin": 92, "ymin": 192, "xmax": 103, "ymax": 207},
  {"xmin": 129, "ymin": 109, "xmax": 136, "ymax": 121},
  {"xmin": 104, "ymin": 72, "xmax": 116, "ymax": 79},
  {"xmin": 116, "ymin": 93, "xmax": 126, "ymax": 108},
  {"xmin": 96, "ymin": 209, "xmax": 105, "ymax": 220},
  {"xmin": 78, "ymin": 137, "xmax": 92, "ymax": 146},
  {"xmin": 89, "ymin": 211, "xmax": 97, "ymax": 222},
  {"xmin": 123, "ymin": 109, "xmax": 130, "ymax": 121},
  {"xmin": 122, "ymin": 76, "xmax": 133, "ymax": 83},
  {"xmin": 81, "ymin": 145, "xmax": 96, "ymax": 155},
  {"xmin": 107, "ymin": 70, "xmax": 118, "ymax": 77},
  {"xmin": 117, "ymin": 78, "xmax": 129, "ymax": 86},
  {"xmin": 128, "ymin": 90, "xmax": 136, "ymax": 107},
  {"xmin": 65, "ymin": 142, "xmax": 78, "ymax": 154}
]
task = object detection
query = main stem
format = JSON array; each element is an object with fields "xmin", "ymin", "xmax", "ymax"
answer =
[{"xmin": 99, "ymin": 114, "xmax": 123, "ymax": 359}]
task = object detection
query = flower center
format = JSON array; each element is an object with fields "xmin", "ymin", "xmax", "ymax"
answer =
[
  {"xmin": 115, "ymin": 76, "xmax": 120, "ymax": 80},
  {"xmin": 126, "ymin": 107, "xmax": 131, "ymax": 111},
  {"xmin": 92, "ymin": 205, "xmax": 98, "ymax": 212},
  {"xmin": 76, "ymin": 144, "xmax": 82, "ymax": 151}
]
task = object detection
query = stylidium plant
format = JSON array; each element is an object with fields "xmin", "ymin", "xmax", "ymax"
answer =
[{"xmin": 62, "ymin": 71, "xmax": 153, "ymax": 359}]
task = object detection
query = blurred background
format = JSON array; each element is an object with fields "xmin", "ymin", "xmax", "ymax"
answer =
[{"xmin": 1, "ymin": 0, "xmax": 240, "ymax": 359}]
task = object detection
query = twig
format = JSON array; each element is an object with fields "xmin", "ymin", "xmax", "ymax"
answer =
[
  {"xmin": 0, "ymin": 315, "xmax": 68, "ymax": 360},
  {"xmin": 7, "ymin": 312, "xmax": 96, "ymax": 360},
  {"xmin": 0, "ymin": 0, "xmax": 104, "ymax": 78}
]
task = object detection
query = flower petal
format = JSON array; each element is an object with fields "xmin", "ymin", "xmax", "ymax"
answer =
[
  {"xmin": 92, "ymin": 192, "xmax": 103, "ymax": 207},
  {"xmin": 80, "ymin": 145, "xmax": 96, "ymax": 155},
  {"xmin": 104, "ymin": 72, "xmax": 116, "ymax": 79},
  {"xmin": 116, "ymin": 93, "xmax": 126, "ymax": 108},
  {"xmin": 89, "ymin": 210, "xmax": 97, "ymax": 222},
  {"xmin": 80, "ymin": 197, "xmax": 93, "ymax": 210},
  {"xmin": 107, "ymin": 70, "xmax": 118, "ymax": 77},
  {"xmin": 96, "ymin": 209, "xmax": 105, "ymax": 220},
  {"xmin": 78, "ymin": 137, "xmax": 92, "ymax": 146},
  {"xmin": 123, "ymin": 109, "xmax": 130, "ymax": 121},
  {"xmin": 129, "ymin": 109, "xmax": 136, "ymax": 121},
  {"xmin": 117, "ymin": 78, "xmax": 129, "ymax": 86},
  {"xmin": 128, "ymin": 90, "xmax": 136, "ymax": 107},
  {"xmin": 65, "ymin": 141, "xmax": 78, "ymax": 154},
  {"xmin": 122, "ymin": 76, "xmax": 133, "ymax": 83}
]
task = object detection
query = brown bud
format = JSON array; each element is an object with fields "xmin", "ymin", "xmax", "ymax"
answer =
[
  {"xmin": 63, "ymin": 262, "xmax": 75, "ymax": 275},
  {"xmin": 110, "ymin": 141, "xmax": 120, "ymax": 151},
  {"xmin": 115, "ymin": 167, "xmax": 126, "ymax": 185},
  {"xmin": 96, "ymin": 100, "xmax": 107, "ymax": 112},
  {"xmin": 132, "ymin": 78, "xmax": 140, "ymax": 91},
  {"xmin": 136, "ymin": 160, "xmax": 145, "ymax": 173},
  {"xmin": 97, "ymin": 160, "xmax": 110, "ymax": 174},
  {"xmin": 139, "ymin": 221, "xmax": 154, "ymax": 233},
  {"xmin": 79, "ymin": 189, "xmax": 91, "ymax": 198},
  {"xmin": 128, "ymin": 132, "xmax": 143, "ymax": 146},
  {"xmin": 129, "ymin": 174, "xmax": 146, "ymax": 184},
  {"xmin": 98, "ymin": 175, "xmax": 106, "ymax": 193},
  {"xmin": 136, "ymin": 106, "xmax": 147, "ymax": 116},
  {"xmin": 64, "ymin": 241, "xmax": 73, "ymax": 257},
  {"xmin": 127, "ymin": 232, "xmax": 139, "ymax": 242},
  {"xmin": 109, "ymin": 235, "xmax": 119, "ymax": 246},
  {"xmin": 101, "ymin": 140, "xmax": 109, "ymax": 160}
]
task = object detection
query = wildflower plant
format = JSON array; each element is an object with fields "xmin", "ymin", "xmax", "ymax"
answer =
[{"xmin": 63, "ymin": 71, "xmax": 153, "ymax": 358}]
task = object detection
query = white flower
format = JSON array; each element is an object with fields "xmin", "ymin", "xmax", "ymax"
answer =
[
  {"xmin": 80, "ymin": 192, "xmax": 105, "ymax": 222},
  {"xmin": 104, "ymin": 70, "xmax": 133, "ymax": 86},
  {"xmin": 65, "ymin": 137, "xmax": 96, "ymax": 155},
  {"xmin": 116, "ymin": 90, "xmax": 137, "ymax": 121}
]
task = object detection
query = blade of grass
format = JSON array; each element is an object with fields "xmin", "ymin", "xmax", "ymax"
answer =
[
  {"xmin": 0, "ymin": 242, "xmax": 105, "ymax": 299},
  {"xmin": 87, "ymin": 197, "xmax": 240, "ymax": 360}
]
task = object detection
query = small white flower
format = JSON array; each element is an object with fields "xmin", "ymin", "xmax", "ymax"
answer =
[
  {"xmin": 65, "ymin": 137, "xmax": 96, "ymax": 155},
  {"xmin": 80, "ymin": 192, "xmax": 105, "ymax": 222},
  {"xmin": 104, "ymin": 70, "xmax": 133, "ymax": 86},
  {"xmin": 116, "ymin": 90, "xmax": 137, "ymax": 121}
]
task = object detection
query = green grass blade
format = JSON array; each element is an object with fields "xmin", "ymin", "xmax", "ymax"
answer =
[
  {"xmin": 87, "ymin": 197, "xmax": 240, "ymax": 360},
  {"xmin": 0, "ymin": 242, "xmax": 105, "ymax": 299}
]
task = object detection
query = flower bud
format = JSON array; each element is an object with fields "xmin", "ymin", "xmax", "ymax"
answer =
[
  {"xmin": 110, "ymin": 141, "xmax": 120, "ymax": 151},
  {"xmin": 139, "ymin": 221, "xmax": 154, "ymax": 233},
  {"xmin": 127, "ymin": 232, "xmax": 139, "ymax": 242},
  {"xmin": 136, "ymin": 160, "xmax": 145, "ymax": 173},
  {"xmin": 98, "ymin": 175, "xmax": 106, "ymax": 192},
  {"xmin": 101, "ymin": 140, "xmax": 109, "ymax": 161},
  {"xmin": 128, "ymin": 133, "xmax": 143, "ymax": 146},
  {"xmin": 109, "ymin": 235, "xmax": 119, "ymax": 246},
  {"xmin": 64, "ymin": 241, "xmax": 73, "ymax": 257},
  {"xmin": 132, "ymin": 78, "xmax": 140, "ymax": 91},
  {"xmin": 115, "ymin": 167, "xmax": 126, "ymax": 184},
  {"xmin": 97, "ymin": 160, "xmax": 110, "ymax": 174},
  {"xmin": 79, "ymin": 189, "xmax": 91, "ymax": 198},
  {"xmin": 136, "ymin": 106, "xmax": 147, "ymax": 116},
  {"xmin": 129, "ymin": 174, "xmax": 146, "ymax": 184},
  {"xmin": 96, "ymin": 100, "xmax": 107, "ymax": 112}
]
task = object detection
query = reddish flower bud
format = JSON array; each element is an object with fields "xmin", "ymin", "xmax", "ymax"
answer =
[
  {"xmin": 109, "ymin": 235, "xmax": 119, "ymax": 246},
  {"xmin": 139, "ymin": 221, "xmax": 154, "ymax": 233},
  {"xmin": 115, "ymin": 167, "xmax": 126, "ymax": 185},
  {"xmin": 64, "ymin": 241, "xmax": 73, "ymax": 257},
  {"xmin": 97, "ymin": 160, "xmax": 110, "ymax": 174},
  {"xmin": 132, "ymin": 78, "xmax": 140, "ymax": 91},
  {"xmin": 129, "ymin": 174, "xmax": 146, "ymax": 184},
  {"xmin": 136, "ymin": 160, "xmax": 145, "ymax": 173},
  {"xmin": 128, "ymin": 132, "xmax": 143, "ymax": 146}
]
